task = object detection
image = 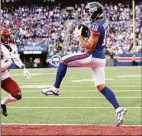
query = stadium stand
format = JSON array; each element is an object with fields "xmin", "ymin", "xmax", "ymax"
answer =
[{"xmin": 1, "ymin": 0, "xmax": 142, "ymax": 67}]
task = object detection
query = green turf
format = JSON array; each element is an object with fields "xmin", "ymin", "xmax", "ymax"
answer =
[{"xmin": 1, "ymin": 67, "xmax": 142, "ymax": 125}]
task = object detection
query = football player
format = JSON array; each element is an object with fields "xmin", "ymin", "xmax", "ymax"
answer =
[
  {"xmin": 1, "ymin": 28, "xmax": 31, "ymax": 116},
  {"xmin": 41, "ymin": 2, "xmax": 126, "ymax": 126}
]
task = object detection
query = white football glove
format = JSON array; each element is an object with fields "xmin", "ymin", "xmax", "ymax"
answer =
[
  {"xmin": 23, "ymin": 68, "xmax": 31, "ymax": 79},
  {"xmin": 75, "ymin": 26, "xmax": 83, "ymax": 37}
]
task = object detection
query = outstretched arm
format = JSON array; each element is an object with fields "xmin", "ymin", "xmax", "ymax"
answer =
[{"xmin": 10, "ymin": 44, "xmax": 31, "ymax": 78}]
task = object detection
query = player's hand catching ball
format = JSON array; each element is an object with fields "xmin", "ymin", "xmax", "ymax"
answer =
[
  {"xmin": 75, "ymin": 24, "xmax": 89, "ymax": 38},
  {"xmin": 75, "ymin": 26, "xmax": 83, "ymax": 37}
]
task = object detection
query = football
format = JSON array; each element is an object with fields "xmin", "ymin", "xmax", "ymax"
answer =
[{"xmin": 78, "ymin": 24, "xmax": 89, "ymax": 38}]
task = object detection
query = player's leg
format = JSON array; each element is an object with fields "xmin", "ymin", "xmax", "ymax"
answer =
[
  {"xmin": 42, "ymin": 52, "xmax": 91, "ymax": 96},
  {"xmin": 91, "ymin": 67, "xmax": 127, "ymax": 126},
  {"xmin": 41, "ymin": 60, "xmax": 67, "ymax": 96},
  {"xmin": 53, "ymin": 52, "xmax": 91, "ymax": 88},
  {"xmin": 1, "ymin": 77, "xmax": 22, "ymax": 116}
]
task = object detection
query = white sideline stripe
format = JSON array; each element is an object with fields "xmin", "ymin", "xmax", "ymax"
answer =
[
  {"xmin": 8, "ymin": 107, "xmax": 141, "ymax": 109},
  {"xmin": 22, "ymin": 90, "xmax": 141, "ymax": 92},
  {"xmin": 1, "ymin": 123, "xmax": 142, "ymax": 127},
  {"xmin": 72, "ymin": 79, "xmax": 114, "ymax": 82},
  {"xmin": 17, "ymin": 79, "xmax": 141, "ymax": 82},
  {"xmin": 117, "ymin": 75, "xmax": 141, "ymax": 78},
  {"xmin": 18, "ymin": 82, "xmax": 141, "ymax": 85},
  {"xmin": 19, "ymin": 86, "xmax": 141, "ymax": 89},
  {"xmin": 1, "ymin": 96, "xmax": 141, "ymax": 99},
  {"xmin": 3, "ymin": 96, "xmax": 141, "ymax": 99}
]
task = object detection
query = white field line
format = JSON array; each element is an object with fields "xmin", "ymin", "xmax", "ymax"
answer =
[
  {"xmin": 19, "ymin": 87, "xmax": 141, "ymax": 89},
  {"xmin": 19, "ymin": 83, "xmax": 141, "ymax": 88},
  {"xmin": 117, "ymin": 75, "xmax": 141, "ymax": 78},
  {"xmin": 7, "ymin": 106, "xmax": 142, "ymax": 109},
  {"xmin": 17, "ymin": 81, "xmax": 142, "ymax": 84},
  {"xmin": 2, "ymin": 97, "xmax": 141, "ymax": 99},
  {"xmin": 22, "ymin": 90, "xmax": 141, "ymax": 92},
  {"xmin": 1, "ymin": 123, "xmax": 142, "ymax": 127},
  {"xmin": 14, "ymin": 78, "xmax": 141, "ymax": 80}
]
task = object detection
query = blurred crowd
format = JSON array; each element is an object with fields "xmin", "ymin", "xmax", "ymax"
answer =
[
  {"xmin": 1, "ymin": 5, "xmax": 68, "ymax": 55},
  {"xmin": 1, "ymin": 2, "xmax": 142, "ymax": 56},
  {"xmin": 67, "ymin": 3, "xmax": 142, "ymax": 55}
]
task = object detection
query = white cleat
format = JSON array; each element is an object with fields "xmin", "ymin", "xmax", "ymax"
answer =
[
  {"xmin": 41, "ymin": 87, "xmax": 59, "ymax": 96},
  {"xmin": 116, "ymin": 107, "xmax": 127, "ymax": 127}
]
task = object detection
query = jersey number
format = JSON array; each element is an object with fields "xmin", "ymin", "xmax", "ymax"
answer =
[{"xmin": 92, "ymin": 25, "xmax": 98, "ymax": 32}]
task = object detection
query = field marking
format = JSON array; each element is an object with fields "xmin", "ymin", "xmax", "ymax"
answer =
[
  {"xmin": 21, "ymin": 90, "xmax": 141, "ymax": 92},
  {"xmin": 17, "ymin": 81, "xmax": 142, "ymax": 84},
  {"xmin": 2, "ymin": 90, "xmax": 141, "ymax": 94},
  {"xmin": 19, "ymin": 85, "xmax": 141, "ymax": 89},
  {"xmin": 7, "ymin": 106, "xmax": 142, "ymax": 109},
  {"xmin": 2, "ymin": 97, "xmax": 141, "ymax": 99},
  {"xmin": 20, "ymin": 85, "xmax": 52, "ymax": 89},
  {"xmin": 11, "ymin": 73, "xmax": 56, "ymax": 77},
  {"xmin": 117, "ymin": 75, "xmax": 141, "ymax": 78},
  {"xmin": 12, "ymin": 78, "xmax": 141, "ymax": 81},
  {"xmin": 1, "ymin": 123, "xmax": 142, "ymax": 127},
  {"xmin": 72, "ymin": 79, "xmax": 114, "ymax": 82}
]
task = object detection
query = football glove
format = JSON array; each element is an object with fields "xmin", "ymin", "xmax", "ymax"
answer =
[
  {"xmin": 23, "ymin": 68, "xmax": 31, "ymax": 79},
  {"xmin": 75, "ymin": 26, "xmax": 83, "ymax": 37},
  {"xmin": 77, "ymin": 24, "xmax": 89, "ymax": 37}
]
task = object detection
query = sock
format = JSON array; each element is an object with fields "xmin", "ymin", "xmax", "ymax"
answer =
[
  {"xmin": 1, "ymin": 95, "xmax": 18, "ymax": 105},
  {"xmin": 100, "ymin": 87, "xmax": 120, "ymax": 109},
  {"xmin": 54, "ymin": 63, "xmax": 67, "ymax": 88},
  {"xmin": 116, "ymin": 107, "xmax": 122, "ymax": 113}
]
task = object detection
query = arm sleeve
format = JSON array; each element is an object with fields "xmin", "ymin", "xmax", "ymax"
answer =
[
  {"xmin": 1, "ymin": 60, "xmax": 13, "ymax": 71},
  {"xmin": 11, "ymin": 44, "xmax": 24, "ymax": 68},
  {"xmin": 13, "ymin": 55, "xmax": 24, "ymax": 68}
]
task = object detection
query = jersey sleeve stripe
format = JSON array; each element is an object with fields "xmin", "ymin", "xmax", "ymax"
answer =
[{"xmin": 91, "ymin": 31, "xmax": 100, "ymax": 36}]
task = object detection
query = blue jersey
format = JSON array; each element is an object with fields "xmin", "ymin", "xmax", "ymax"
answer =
[{"xmin": 89, "ymin": 17, "xmax": 109, "ymax": 59}]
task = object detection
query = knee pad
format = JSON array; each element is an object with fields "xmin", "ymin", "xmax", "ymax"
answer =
[{"xmin": 11, "ymin": 92, "xmax": 22, "ymax": 100}]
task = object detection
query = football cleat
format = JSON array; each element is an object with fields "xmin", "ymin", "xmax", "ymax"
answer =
[
  {"xmin": 116, "ymin": 107, "xmax": 127, "ymax": 127},
  {"xmin": 1, "ymin": 104, "xmax": 8, "ymax": 117},
  {"xmin": 41, "ymin": 87, "xmax": 59, "ymax": 96}
]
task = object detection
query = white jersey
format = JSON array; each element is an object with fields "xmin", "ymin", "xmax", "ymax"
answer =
[
  {"xmin": 1, "ymin": 43, "xmax": 24, "ymax": 81},
  {"xmin": 1, "ymin": 60, "xmax": 10, "ymax": 81}
]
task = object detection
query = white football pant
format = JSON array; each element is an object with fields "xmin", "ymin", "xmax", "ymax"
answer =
[{"xmin": 62, "ymin": 52, "xmax": 106, "ymax": 87}]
